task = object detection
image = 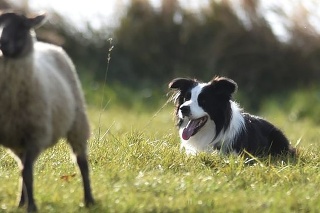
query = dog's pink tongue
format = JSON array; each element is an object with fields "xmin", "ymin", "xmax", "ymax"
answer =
[{"xmin": 182, "ymin": 120, "xmax": 197, "ymax": 140}]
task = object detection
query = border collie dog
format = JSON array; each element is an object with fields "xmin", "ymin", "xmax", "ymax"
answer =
[{"xmin": 169, "ymin": 76, "xmax": 295, "ymax": 156}]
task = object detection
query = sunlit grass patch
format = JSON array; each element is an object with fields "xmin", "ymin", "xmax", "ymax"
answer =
[{"xmin": 1, "ymin": 87, "xmax": 320, "ymax": 212}]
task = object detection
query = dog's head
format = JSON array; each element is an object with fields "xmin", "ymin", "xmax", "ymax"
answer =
[{"xmin": 169, "ymin": 76, "xmax": 237, "ymax": 140}]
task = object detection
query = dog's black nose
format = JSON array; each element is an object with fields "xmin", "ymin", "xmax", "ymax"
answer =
[{"xmin": 180, "ymin": 106, "xmax": 190, "ymax": 116}]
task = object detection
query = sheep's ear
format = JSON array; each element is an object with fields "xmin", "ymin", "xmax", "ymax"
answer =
[
  {"xmin": 210, "ymin": 77, "xmax": 237, "ymax": 97},
  {"xmin": 169, "ymin": 78, "xmax": 196, "ymax": 91},
  {"xmin": 26, "ymin": 13, "xmax": 46, "ymax": 28},
  {"xmin": 0, "ymin": 11, "xmax": 17, "ymax": 23}
]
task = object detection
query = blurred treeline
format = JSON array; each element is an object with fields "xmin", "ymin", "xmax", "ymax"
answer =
[{"xmin": 2, "ymin": 0, "xmax": 320, "ymax": 109}]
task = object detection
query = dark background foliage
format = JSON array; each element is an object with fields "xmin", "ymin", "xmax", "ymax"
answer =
[{"xmin": 1, "ymin": 0, "xmax": 320, "ymax": 109}]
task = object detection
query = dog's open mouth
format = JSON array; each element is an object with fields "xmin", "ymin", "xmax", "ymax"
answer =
[{"xmin": 182, "ymin": 116, "xmax": 208, "ymax": 140}]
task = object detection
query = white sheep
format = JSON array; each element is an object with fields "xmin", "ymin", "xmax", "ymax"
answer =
[{"xmin": 0, "ymin": 12, "xmax": 94, "ymax": 212}]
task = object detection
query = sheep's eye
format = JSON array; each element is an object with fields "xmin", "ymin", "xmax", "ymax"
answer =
[
  {"xmin": 184, "ymin": 91, "xmax": 191, "ymax": 101},
  {"xmin": 15, "ymin": 29, "xmax": 27, "ymax": 40}
]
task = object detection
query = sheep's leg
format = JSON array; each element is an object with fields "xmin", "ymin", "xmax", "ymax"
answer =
[
  {"xmin": 18, "ymin": 184, "xmax": 27, "ymax": 207},
  {"xmin": 68, "ymin": 111, "xmax": 94, "ymax": 206},
  {"xmin": 17, "ymin": 153, "xmax": 27, "ymax": 208},
  {"xmin": 20, "ymin": 150, "xmax": 38, "ymax": 212},
  {"xmin": 76, "ymin": 154, "xmax": 95, "ymax": 206}
]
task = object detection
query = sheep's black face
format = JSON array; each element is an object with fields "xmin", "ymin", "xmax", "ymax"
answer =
[
  {"xmin": 0, "ymin": 12, "xmax": 46, "ymax": 58},
  {"xmin": 0, "ymin": 15, "xmax": 31, "ymax": 58}
]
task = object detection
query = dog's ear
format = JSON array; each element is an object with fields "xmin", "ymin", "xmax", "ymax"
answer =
[
  {"xmin": 169, "ymin": 78, "xmax": 195, "ymax": 91},
  {"xmin": 210, "ymin": 77, "xmax": 237, "ymax": 97}
]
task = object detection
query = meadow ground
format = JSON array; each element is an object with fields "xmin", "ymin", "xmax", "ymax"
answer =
[{"xmin": 0, "ymin": 86, "xmax": 320, "ymax": 213}]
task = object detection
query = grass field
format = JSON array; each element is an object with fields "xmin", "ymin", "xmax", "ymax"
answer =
[{"xmin": 0, "ymin": 85, "xmax": 320, "ymax": 213}]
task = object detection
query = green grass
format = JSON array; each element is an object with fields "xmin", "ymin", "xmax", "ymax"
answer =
[{"xmin": 1, "ymin": 87, "xmax": 320, "ymax": 212}]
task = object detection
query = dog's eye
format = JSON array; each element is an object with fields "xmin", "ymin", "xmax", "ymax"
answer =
[
  {"xmin": 198, "ymin": 97, "xmax": 206, "ymax": 105},
  {"xmin": 184, "ymin": 91, "xmax": 191, "ymax": 101}
]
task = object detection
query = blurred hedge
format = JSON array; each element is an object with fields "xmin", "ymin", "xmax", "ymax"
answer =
[
  {"xmin": 109, "ymin": 0, "xmax": 320, "ymax": 108},
  {"xmin": 3, "ymin": 0, "xmax": 320, "ymax": 108}
]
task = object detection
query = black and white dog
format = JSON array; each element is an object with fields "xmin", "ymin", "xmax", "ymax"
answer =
[{"xmin": 169, "ymin": 76, "xmax": 296, "ymax": 156}]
